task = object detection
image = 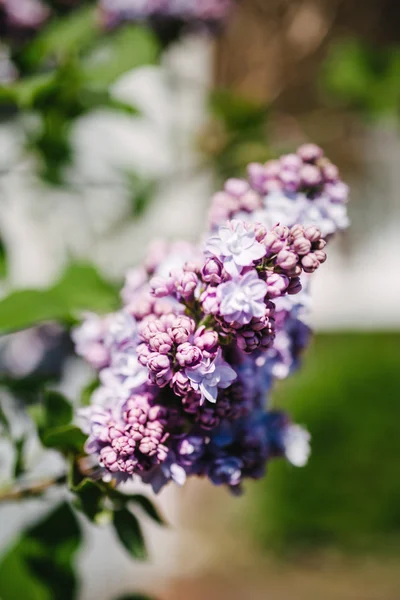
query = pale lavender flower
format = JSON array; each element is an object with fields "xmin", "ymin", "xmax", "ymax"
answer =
[
  {"xmin": 100, "ymin": 348, "xmax": 148, "ymax": 400},
  {"xmin": 206, "ymin": 221, "xmax": 265, "ymax": 277},
  {"xmin": 186, "ymin": 350, "xmax": 237, "ymax": 403},
  {"xmin": 217, "ymin": 270, "xmax": 268, "ymax": 325},
  {"xmin": 105, "ymin": 310, "xmax": 138, "ymax": 350},
  {"xmin": 72, "ymin": 313, "xmax": 110, "ymax": 370}
]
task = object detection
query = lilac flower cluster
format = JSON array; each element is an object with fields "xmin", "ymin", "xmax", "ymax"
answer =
[
  {"xmin": 99, "ymin": 0, "xmax": 234, "ymax": 33},
  {"xmin": 209, "ymin": 143, "xmax": 350, "ymax": 238},
  {"xmin": 74, "ymin": 145, "xmax": 349, "ymax": 495}
]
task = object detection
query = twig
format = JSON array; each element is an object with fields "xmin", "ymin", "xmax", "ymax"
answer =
[{"xmin": 0, "ymin": 474, "xmax": 67, "ymax": 503}]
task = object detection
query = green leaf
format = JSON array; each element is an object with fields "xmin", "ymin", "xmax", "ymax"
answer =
[
  {"xmin": 72, "ymin": 479, "xmax": 104, "ymax": 522},
  {"xmin": 0, "ymin": 236, "xmax": 8, "ymax": 279},
  {"xmin": 14, "ymin": 437, "xmax": 26, "ymax": 478},
  {"xmin": 41, "ymin": 425, "xmax": 86, "ymax": 454},
  {"xmin": 81, "ymin": 378, "xmax": 100, "ymax": 407},
  {"xmin": 0, "ymin": 73, "xmax": 56, "ymax": 109},
  {"xmin": 128, "ymin": 495, "xmax": 166, "ymax": 526},
  {"xmin": 43, "ymin": 391, "xmax": 73, "ymax": 429},
  {"xmin": 209, "ymin": 89, "xmax": 268, "ymax": 131},
  {"xmin": 0, "ymin": 502, "xmax": 82, "ymax": 600},
  {"xmin": 113, "ymin": 509, "xmax": 147, "ymax": 560},
  {"xmin": 52, "ymin": 262, "xmax": 120, "ymax": 315},
  {"xmin": 23, "ymin": 6, "xmax": 98, "ymax": 69},
  {"xmin": 84, "ymin": 26, "xmax": 159, "ymax": 87},
  {"xmin": 0, "ymin": 262, "xmax": 119, "ymax": 334},
  {"xmin": 125, "ymin": 174, "xmax": 157, "ymax": 219}
]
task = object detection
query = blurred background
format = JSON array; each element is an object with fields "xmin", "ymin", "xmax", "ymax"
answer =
[{"xmin": 0, "ymin": 1, "xmax": 400, "ymax": 599}]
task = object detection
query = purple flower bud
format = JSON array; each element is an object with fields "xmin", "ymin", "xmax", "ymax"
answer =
[
  {"xmin": 168, "ymin": 315, "xmax": 196, "ymax": 344},
  {"xmin": 201, "ymin": 287, "xmax": 220, "ymax": 315},
  {"xmin": 224, "ymin": 178, "xmax": 249, "ymax": 197},
  {"xmin": 263, "ymin": 178, "xmax": 283, "ymax": 194},
  {"xmin": 300, "ymin": 164, "xmax": 322, "ymax": 187},
  {"xmin": 253, "ymin": 222, "xmax": 267, "ymax": 242},
  {"xmin": 150, "ymin": 275, "xmax": 173, "ymax": 298},
  {"xmin": 247, "ymin": 162, "xmax": 267, "ymax": 192},
  {"xmin": 172, "ymin": 269, "xmax": 198, "ymax": 299},
  {"xmin": 297, "ymin": 143, "xmax": 324, "ymax": 162},
  {"xmin": 304, "ymin": 225, "xmax": 322, "ymax": 242},
  {"xmin": 139, "ymin": 317, "xmax": 163, "ymax": 342},
  {"xmin": 325, "ymin": 181, "xmax": 349, "ymax": 203},
  {"xmin": 137, "ymin": 343, "xmax": 151, "ymax": 366},
  {"xmin": 172, "ymin": 371, "xmax": 191, "ymax": 396},
  {"xmin": 100, "ymin": 447, "xmax": 120, "ymax": 472},
  {"xmin": 239, "ymin": 190, "xmax": 262, "ymax": 212},
  {"xmin": 264, "ymin": 159, "xmax": 281, "ymax": 178},
  {"xmin": 177, "ymin": 436, "xmax": 204, "ymax": 467},
  {"xmin": 208, "ymin": 457, "xmax": 243, "ymax": 487},
  {"xmin": 263, "ymin": 232, "xmax": 285, "ymax": 254},
  {"xmin": 202, "ymin": 257, "xmax": 224, "ymax": 284},
  {"xmin": 272, "ymin": 224, "xmax": 290, "ymax": 240},
  {"xmin": 148, "ymin": 332, "xmax": 173, "ymax": 354},
  {"xmin": 280, "ymin": 168, "xmax": 301, "ymax": 192},
  {"xmin": 280, "ymin": 153, "xmax": 302, "ymax": 171},
  {"xmin": 314, "ymin": 249, "xmax": 327, "ymax": 263},
  {"xmin": 292, "ymin": 236, "xmax": 312, "ymax": 255},
  {"xmin": 275, "ymin": 249, "xmax": 298, "ymax": 270},
  {"xmin": 301, "ymin": 253, "xmax": 320, "ymax": 273},
  {"xmin": 176, "ymin": 342, "xmax": 203, "ymax": 367},
  {"xmin": 147, "ymin": 353, "xmax": 172, "ymax": 387},
  {"xmin": 286, "ymin": 277, "xmax": 302, "ymax": 295},
  {"xmin": 265, "ymin": 272, "xmax": 290, "ymax": 298},
  {"xmin": 321, "ymin": 161, "xmax": 339, "ymax": 182},
  {"xmin": 194, "ymin": 327, "xmax": 219, "ymax": 355}
]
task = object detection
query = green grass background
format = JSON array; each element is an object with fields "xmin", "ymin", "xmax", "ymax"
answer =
[{"xmin": 249, "ymin": 332, "xmax": 400, "ymax": 554}]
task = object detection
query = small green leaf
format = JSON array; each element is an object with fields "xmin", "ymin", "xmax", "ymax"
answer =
[
  {"xmin": 43, "ymin": 391, "xmax": 73, "ymax": 429},
  {"xmin": 41, "ymin": 425, "xmax": 86, "ymax": 454},
  {"xmin": 14, "ymin": 437, "xmax": 26, "ymax": 478},
  {"xmin": 113, "ymin": 509, "xmax": 147, "ymax": 560},
  {"xmin": 72, "ymin": 479, "xmax": 104, "ymax": 522},
  {"xmin": 0, "ymin": 73, "xmax": 56, "ymax": 109},
  {"xmin": 0, "ymin": 502, "xmax": 82, "ymax": 600},
  {"xmin": 0, "ymin": 236, "xmax": 8, "ymax": 279},
  {"xmin": 85, "ymin": 26, "xmax": 159, "ymax": 87},
  {"xmin": 0, "ymin": 262, "xmax": 119, "ymax": 335},
  {"xmin": 128, "ymin": 495, "xmax": 166, "ymax": 526},
  {"xmin": 209, "ymin": 89, "xmax": 268, "ymax": 131},
  {"xmin": 81, "ymin": 378, "xmax": 100, "ymax": 407},
  {"xmin": 23, "ymin": 6, "xmax": 98, "ymax": 69}
]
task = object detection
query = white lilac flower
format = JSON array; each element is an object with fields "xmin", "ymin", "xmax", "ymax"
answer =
[
  {"xmin": 282, "ymin": 424, "xmax": 311, "ymax": 467},
  {"xmin": 71, "ymin": 312, "xmax": 110, "ymax": 369},
  {"xmin": 186, "ymin": 350, "xmax": 237, "ymax": 403},
  {"xmin": 206, "ymin": 221, "xmax": 265, "ymax": 277},
  {"xmin": 217, "ymin": 269, "xmax": 268, "ymax": 325},
  {"xmin": 100, "ymin": 349, "xmax": 148, "ymax": 400},
  {"xmin": 105, "ymin": 310, "xmax": 138, "ymax": 350}
]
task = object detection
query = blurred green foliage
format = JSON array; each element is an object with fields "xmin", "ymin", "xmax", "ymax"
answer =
[
  {"xmin": 322, "ymin": 39, "xmax": 400, "ymax": 120},
  {"xmin": 1, "ymin": 6, "xmax": 160, "ymax": 183},
  {"xmin": 0, "ymin": 502, "xmax": 82, "ymax": 600},
  {"xmin": 0, "ymin": 262, "xmax": 120, "ymax": 334},
  {"xmin": 250, "ymin": 332, "xmax": 400, "ymax": 554},
  {"xmin": 201, "ymin": 89, "xmax": 271, "ymax": 181}
]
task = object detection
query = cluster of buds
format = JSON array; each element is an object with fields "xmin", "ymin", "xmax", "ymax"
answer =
[
  {"xmin": 209, "ymin": 144, "xmax": 350, "ymax": 238},
  {"xmin": 74, "ymin": 144, "xmax": 349, "ymax": 495},
  {"xmin": 248, "ymin": 143, "xmax": 349, "ymax": 202}
]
